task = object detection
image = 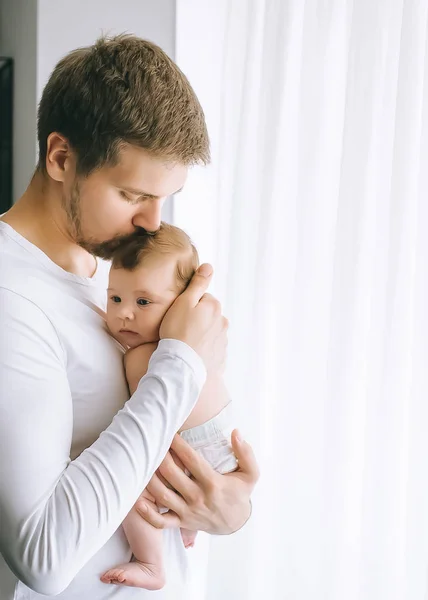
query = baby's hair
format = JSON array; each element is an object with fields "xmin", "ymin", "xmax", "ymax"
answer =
[{"xmin": 111, "ymin": 222, "xmax": 199, "ymax": 290}]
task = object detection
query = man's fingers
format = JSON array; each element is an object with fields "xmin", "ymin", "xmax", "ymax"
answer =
[
  {"xmin": 170, "ymin": 434, "xmax": 219, "ymax": 487},
  {"xmin": 182, "ymin": 263, "xmax": 213, "ymax": 306},
  {"xmin": 146, "ymin": 472, "xmax": 187, "ymax": 515},
  {"xmin": 135, "ymin": 497, "xmax": 181, "ymax": 529},
  {"xmin": 230, "ymin": 430, "xmax": 260, "ymax": 488},
  {"xmin": 169, "ymin": 448, "xmax": 186, "ymax": 472},
  {"xmin": 158, "ymin": 451, "xmax": 201, "ymax": 503}
]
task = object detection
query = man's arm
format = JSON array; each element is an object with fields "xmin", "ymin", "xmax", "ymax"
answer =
[{"xmin": 0, "ymin": 289, "xmax": 205, "ymax": 595}]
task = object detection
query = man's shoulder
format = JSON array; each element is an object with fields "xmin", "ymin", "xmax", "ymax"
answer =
[
  {"xmin": 0, "ymin": 224, "xmax": 109, "ymax": 314},
  {"xmin": 0, "ymin": 244, "xmax": 46, "ymax": 299},
  {"xmin": 0, "ymin": 229, "xmax": 62, "ymax": 315}
]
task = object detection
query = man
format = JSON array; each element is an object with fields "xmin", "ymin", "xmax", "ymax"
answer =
[{"xmin": 0, "ymin": 35, "xmax": 258, "ymax": 599}]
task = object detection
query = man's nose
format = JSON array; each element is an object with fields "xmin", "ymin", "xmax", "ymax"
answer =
[{"xmin": 132, "ymin": 197, "xmax": 165, "ymax": 233}]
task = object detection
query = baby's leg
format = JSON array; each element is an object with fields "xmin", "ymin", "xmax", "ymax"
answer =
[{"xmin": 101, "ymin": 491, "xmax": 165, "ymax": 589}]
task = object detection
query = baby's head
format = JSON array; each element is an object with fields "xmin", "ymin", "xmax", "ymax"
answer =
[{"xmin": 106, "ymin": 222, "xmax": 199, "ymax": 348}]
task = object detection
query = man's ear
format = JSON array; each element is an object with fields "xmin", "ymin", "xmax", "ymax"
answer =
[{"xmin": 45, "ymin": 132, "xmax": 75, "ymax": 183}]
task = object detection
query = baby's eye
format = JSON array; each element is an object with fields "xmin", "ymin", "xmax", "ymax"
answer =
[
  {"xmin": 136, "ymin": 298, "xmax": 150, "ymax": 306},
  {"xmin": 110, "ymin": 296, "xmax": 121, "ymax": 303}
]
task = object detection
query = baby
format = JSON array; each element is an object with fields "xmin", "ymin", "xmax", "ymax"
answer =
[{"xmin": 101, "ymin": 222, "xmax": 238, "ymax": 589}]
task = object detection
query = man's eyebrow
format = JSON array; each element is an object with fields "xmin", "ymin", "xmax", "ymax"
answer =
[{"xmin": 122, "ymin": 186, "xmax": 184, "ymax": 198}]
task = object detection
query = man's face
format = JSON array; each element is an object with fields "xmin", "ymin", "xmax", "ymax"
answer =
[{"xmin": 62, "ymin": 144, "xmax": 188, "ymax": 258}]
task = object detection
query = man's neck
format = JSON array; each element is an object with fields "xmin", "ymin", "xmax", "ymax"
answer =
[{"xmin": 1, "ymin": 171, "xmax": 97, "ymax": 278}]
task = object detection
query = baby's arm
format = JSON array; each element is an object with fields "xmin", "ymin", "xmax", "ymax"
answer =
[{"xmin": 124, "ymin": 342, "xmax": 159, "ymax": 395}]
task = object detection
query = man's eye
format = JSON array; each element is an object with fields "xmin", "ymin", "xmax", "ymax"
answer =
[
  {"xmin": 111, "ymin": 296, "xmax": 121, "ymax": 303},
  {"xmin": 120, "ymin": 190, "xmax": 140, "ymax": 204},
  {"xmin": 136, "ymin": 298, "xmax": 150, "ymax": 306}
]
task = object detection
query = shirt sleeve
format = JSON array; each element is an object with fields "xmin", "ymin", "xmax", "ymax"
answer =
[{"xmin": 0, "ymin": 288, "xmax": 206, "ymax": 595}]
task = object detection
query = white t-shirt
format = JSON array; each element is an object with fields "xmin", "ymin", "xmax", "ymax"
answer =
[{"xmin": 0, "ymin": 221, "xmax": 206, "ymax": 599}]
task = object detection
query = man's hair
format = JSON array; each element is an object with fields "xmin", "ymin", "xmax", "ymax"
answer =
[
  {"xmin": 111, "ymin": 222, "xmax": 199, "ymax": 290},
  {"xmin": 37, "ymin": 34, "xmax": 210, "ymax": 175}
]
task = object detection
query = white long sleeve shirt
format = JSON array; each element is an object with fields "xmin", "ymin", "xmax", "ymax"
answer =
[{"xmin": 0, "ymin": 221, "xmax": 206, "ymax": 599}]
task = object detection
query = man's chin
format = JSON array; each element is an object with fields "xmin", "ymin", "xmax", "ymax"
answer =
[{"xmin": 78, "ymin": 229, "xmax": 149, "ymax": 259}]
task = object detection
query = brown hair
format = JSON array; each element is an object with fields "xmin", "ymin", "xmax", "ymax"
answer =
[
  {"xmin": 111, "ymin": 222, "xmax": 199, "ymax": 290},
  {"xmin": 37, "ymin": 34, "xmax": 210, "ymax": 175}
]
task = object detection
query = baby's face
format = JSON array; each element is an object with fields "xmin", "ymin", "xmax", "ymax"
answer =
[{"xmin": 106, "ymin": 256, "xmax": 180, "ymax": 349}]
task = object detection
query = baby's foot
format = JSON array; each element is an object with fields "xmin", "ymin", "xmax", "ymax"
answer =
[
  {"xmin": 180, "ymin": 528, "xmax": 198, "ymax": 549},
  {"xmin": 100, "ymin": 561, "xmax": 165, "ymax": 589}
]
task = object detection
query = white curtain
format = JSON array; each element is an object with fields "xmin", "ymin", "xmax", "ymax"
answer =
[{"xmin": 174, "ymin": 1, "xmax": 428, "ymax": 599}]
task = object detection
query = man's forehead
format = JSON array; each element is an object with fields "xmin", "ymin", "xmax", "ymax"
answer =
[{"xmin": 105, "ymin": 145, "xmax": 188, "ymax": 197}]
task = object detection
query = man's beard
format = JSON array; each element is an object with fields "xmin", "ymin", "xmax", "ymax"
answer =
[{"xmin": 62, "ymin": 179, "xmax": 152, "ymax": 260}]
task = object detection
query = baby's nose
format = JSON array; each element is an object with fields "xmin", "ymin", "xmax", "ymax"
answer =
[{"xmin": 118, "ymin": 305, "xmax": 135, "ymax": 321}]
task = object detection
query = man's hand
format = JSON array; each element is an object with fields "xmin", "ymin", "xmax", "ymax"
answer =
[
  {"xmin": 135, "ymin": 430, "xmax": 259, "ymax": 534},
  {"xmin": 160, "ymin": 264, "xmax": 228, "ymax": 373}
]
